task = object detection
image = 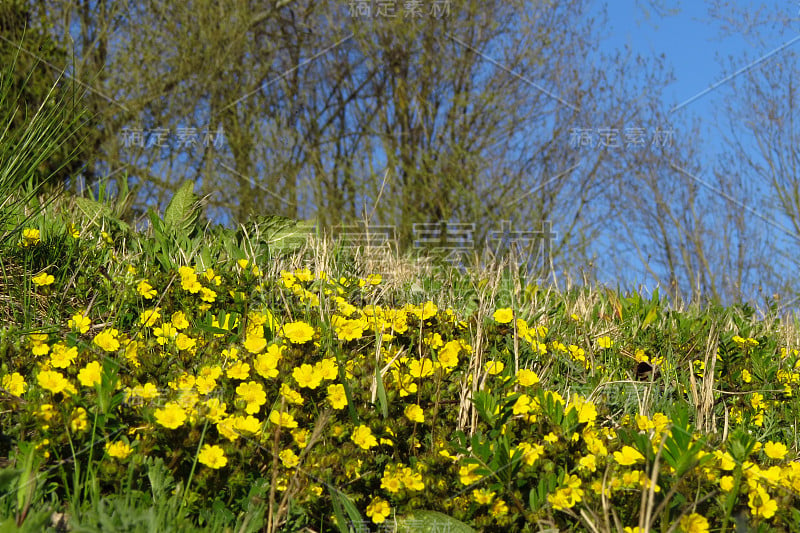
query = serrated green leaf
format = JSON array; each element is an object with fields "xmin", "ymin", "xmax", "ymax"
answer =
[{"xmin": 163, "ymin": 180, "xmax": 197, "ymax": 233}]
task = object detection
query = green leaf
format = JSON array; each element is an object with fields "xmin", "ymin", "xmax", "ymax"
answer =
[
  {"xmin": 163, "ymin": 180, "xmax": 198, "ymax": 234},
  {"xmin": 328, "ymin": 487, "xmax": 363, "ymax": 533},
  {"xmin": 642, "ymin": 307, "xmax": 658, "ymax": 329}
]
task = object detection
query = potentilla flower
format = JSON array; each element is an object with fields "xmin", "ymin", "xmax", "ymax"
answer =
[
  {"xmin": 365, "ymin": 497, "xmax": 391, "ymax": 524},
  {"xmin": 77, "ymin": 361, "xmax": 102, "ymax": 387},
  {"xmin": 748, "ymin": 486, "xmax": 777, "ymax": 519},
  {"xmin": 408, "ymin": 358, "xmax": 434, "ymax": 378},
  {"xmin": 269, "ymin": 410, "xmax": 298, "ymax": 428},
  {"xmin": 37, "ymin": 370, "xmax": 70, "ymax": 394},
  {"xmin": 233, "ymin": 415, "xmax": 262, "ymax": 435},
  {"xmin": 106, "ymin": 440, "xmax": 133, "ymax": 460},
  {"xmin": 282, "ymin": 321, "xmax": 316, "ymax": 344},
  {"xmin": 678, "ymin": 513, "xmax": 709, "ymax": 533},
  {"xmin": 198, "ymin": 444, "xmax": 227, "ymax": 469},
  {"xmin": 70, "ymin": 407, "xmax": 88, "ymax": 432},
  {"xmin": 459, "ymin": 463, "xmax": 482, "ymax": 485},
  {"xmin": 279, "ymin": 449, "xmax": 300, "ymax": 468},
  {"xmin": 68, "ymin": 313, "xmax": 91, "ymax": 334},
  {"xmin": 226, "ymin": 361, "xmax": 251, "ymax": 380},
  {"xmin": 178, "ymin": 266, "xmax": 202, "ymax": 293},
  {"xmin": 764, "ymin": 441, "xmax": 789, "ymax": 460},
  {"xmin": 327, "ymin": 383, "xmax": 348, "ymax": 410},
  {"xmin": 292, "ymin": 364, "xmax": 323, "ymax": 389},
  {"xmin": 1, "ymin": 372, "xmax": 26, "ymax": 396},
  {"xmin": 516, "ymin": 368, "xmax": 539, "ymax": 386},
  {"xmin": 139, "ymin": 307, "xmax": 161, "ymax": 327},
  {"xmin": 236, "ymin": 381, "xmax": 266, "ymax": 414},
  {"xmin": 614, "ymin": 446, "xmax": 645, "ymax": 466},
  {"xmin": 21, "ymin": 228, "xmax": 40, "ymax": 246},
  {"xmin": 351, "ymin": 425, "xmax": 378, "ymax": 450},
  {"xmin": 137, "ymin": 279, "xmax": 157, "ymax": 299},
  {"xmin": 404, "ymin": 403, "xmax": 425, "ymax": 423},
  {"xmin": 244, "ymin": 333, "xmax": 267, "ymax": 354},
  {"xmin": 93, "ymin": 329, "xmax": 121, "ymax": 352},
  {"xmin": 154, "ymin": 402, "xmax": 187, "ymax": 429},
  {"xmin": 473, "ymin": 488, "xmax": 496, "ymax": 504},
  {"xmin": 49, "ymin": 343, "xmax": 78, "ymax": 369},
  {"xmin": 484, "ymin": 360, "xmax": 504, "ymax": 375},
  {"xmin": 314, "ymin": 358, "xmax": 338, "ymax": 380},
  {"xmin": 154, "ymin": 323, "xmax": 177, "ymax": 345},
  {"xmin": 493, "ymin": 308, "xmax": 514, "ymax": 324},
  {"xmin": 597, "ymin": 336, "xmax": 613, "ymax": 349},
  {"xmin": 32, "ymin": 272, "xmax": 55, "ymax": 286},
  {"xmin": 336, "ymin": 319, "xmax": 364, "ymax": 341}
]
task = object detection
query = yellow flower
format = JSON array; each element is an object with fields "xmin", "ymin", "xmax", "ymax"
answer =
[
  {"xmin": 234, "ymin": 415, "xmax": 262, "ymax": 435},
  {"xmin": 106, "ymin": 441, "xmax": 133, "ymax": 460},
  {"xmin": 198, "ymin": 444, "xmax": 227, "ymax": 469},
  {"xmin": 154, "ymin": 402, "xmax": 187, "ymax": 429},
  {"xmin": 327, "ymin": 383, "xmax": 348, "ymax": 410},
  {"xmin": 244, "ymin": 333, "xmax": 267, "ymax": 354},
  {"xmin": 70, "ymin": 407, "xmax": 88, "ymax": 432},
  {"xmin": 50, "ymin": 343, "xmax": 78, "ymax": 369},
  {"xmin": 279, "ymin": 449, "xmax": 300, "ymax": 468},
  {"xmin": 516, "ymin": 442, "xmax": 545, "ymax": 466},
  {"xmin": 226, "ymin": 361, "xmax": 251, "ymax": 380},
  {"xmin": 282, "ymin": 321, "xmax": 315, "ymax": 344},
  {"xmin": 513, "ymin": 394, "xmax": 533, "ymax": 415},
  {"xmin": 314, "ymin": 358, "xmax": 338, "ymax": 380},
  {"xmin": 764, "ymin": 441, "xmax": 788, "ymax": 460},
  {"xmin": 336, "ymin": 319, "xmax": 364, "ymax": 341},
  {"xmin": 719, "ymin": 475, "xmax": 734, "ymax": 492},
  {"xmin": 292, "ymin": 364, "xmax": 323, "ymax": 389},
  {"xmin": 516, "ymin": 368, "xmax": 539, "ymax": 386},
  {"xmin": 32, "ymin": 272, "xmax": 55, "ymax": 286},
  {"xmin": 21, "ymin": 228, "xmax": 40, "ymax": 246},
  {"xmin": 459, "ymin": 462, "xmax": 482, "ymax": 485},
  {"xmin": 93, "ymin": 329, "xmax": 121, "ymax": 352},
  {"xmin": 748, "ymin": 486, "xmax": 777, "ymax": 519},
  {"xmin": 597, "ymin": 336, "xmax": 613, "ymax": 349},
  {"xmin": 614, "ymin": 446, "xmax": 645, "ymax": 466},
  {"xmin": 1, "ymin": 373, "xmax": 26, "ymax": 396},
  {"xmin": 269, "ymin": 410, "xmax": 298, "ymax": 428},
  {"xmin": 472, "ymin": 488, "xmax": 495, "ymax": 505},
  {"xmin": 484, "ymin": 360, "xmax": 504, "ymax": 375},
  {"xmin": 493, "ymin": 308, "xmax": 514, "ymax": 324},
  {"xmin": 137, "ymin": 279, "xmax": 157, "ymax": 299},
  {"xmin": 78, "ymin": 361, "xmax": 102, "ymax": 387},
  {"xmin": 236, "ymin": 381, "xmax": 266, "ymax": 414},
  {"xmin": 679, "ymin": 513, "xmax": 709, "ymax": 533},
  {"xmin": 139, "ymin": 307, "xmax": 162, "ymax": 327},
  {"xmin": 490, "ymin": 498, "xmax": 509, "ymax": 517},
  {"xmin": 37, "ymin": 370, "xmax": 70, "ymax": 394},
  {"xmin": 579, "ymin": 454, "xmax": 597, "ymax": 473},
  {"xmin": 404, "ymin": 404, "xmax": 425, "ymax": 423},
  {"xmin": 68, "ymin": 313, "xmax": 91, "ymax": 334},
  {"xmin": 366, "ymin": 497, "xmax": 391, "ymax": 524},
  {"xmin": 408, "ymin": 358, "xmax": 435, "ymax": 378},
  {"xmin": 351, "ymin": 425, "xmax": 378, "ymax": 450},
  {"xmin": 171, "ymin": 311, "xmax": 190, "ymax": 329}
]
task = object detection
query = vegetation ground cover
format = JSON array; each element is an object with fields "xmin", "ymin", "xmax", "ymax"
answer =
[{"xmin": 3, "ymin": 197, "xmax": 800, "ymax": 532}]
